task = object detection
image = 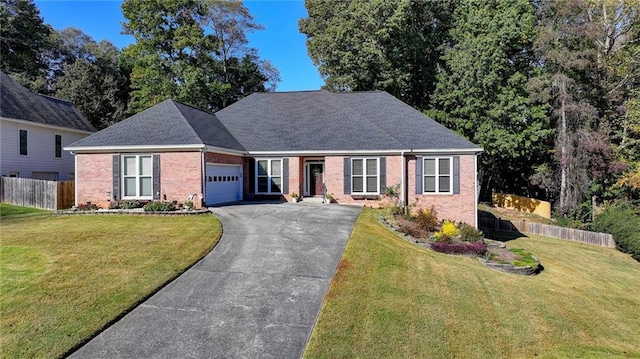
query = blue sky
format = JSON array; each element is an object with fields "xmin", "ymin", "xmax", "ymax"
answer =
[{"xmin": 34, "ymin": 0, "xmax": 325, "ymax": 91}]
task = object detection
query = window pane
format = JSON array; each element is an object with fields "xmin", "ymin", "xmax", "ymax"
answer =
[
  {"xmin": 19, "ymin": 130, "xmax": 27, "ymax": 155},
  {"xmin": 124, "ymin": 177, "xmax": 136, "ymax": 196},
  {"xmin": 140, "ymin": 156, "xmax": 152, "ymax": 176},
  {"xmin": 424, "ymin": 159, "xmax": 435, "ymax": 175},
  {"xmin": 124, "ymin": 157, "xmax": 136, "ymax": 176},
  {"xmin": 439, "ymin": 158, "xmax": 450, "ymax": 175},
  {"xmin": 439, "ymin": 176, "xmax": 450, "ymax": 193},
  {"xmin": 271, "ymin": 160, "xmax": 281, "ymax": 176},
  {"xmin": 424, "ymin": 176, "xmax": 436, "ymax": 192},
  {"xmin": 271, "ymin": 177, "xmax": 282, "ymax": 193},
  {"xmin": 366, "ymin": 159, "xmax": 377, "ymax": 175},
  {"xmin": 352, "ymin": 159, "xmax": 363, "ymax": 176},
  {"xmin": 257, "ymin": 160, "xmax": 268, "ymax": 176},
  {"xmin": 352, "ymin": 177, "xmax": 363, "ymax": 192},
  {"xmin": 257, "ymin": 177, "xmax": 268, "ymax": 192},
  {"xmin": 140, "ymin": 177, "xmax": 152, "ymax": 196},
  {"xmin": 366, "ymin": 176, "xmax": 377, "ymax": 193},
  {"xmin": 55, "ymin": 135, "xmax": 62, "ymax": 158}
]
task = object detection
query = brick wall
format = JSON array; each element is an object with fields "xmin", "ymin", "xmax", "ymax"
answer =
[
  {"xmin": 407, "ymin": 155, "xmax": 477, "ymax": 226},
  {"xmin": 205, "ymin": 152, "xmax": 244, "ymax": 165},
  {"xmin": 76, "ymin": 151, "xmax": 204, "ymax": 209}
]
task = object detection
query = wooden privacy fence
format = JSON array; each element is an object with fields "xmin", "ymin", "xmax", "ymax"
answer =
[
  {"xmin": 0, "ymin": 177, "xmax": 74, "ymax": 210},
  {"xmin": 479, "ymin": 217, "xmax": 615, "ymax": 248}
]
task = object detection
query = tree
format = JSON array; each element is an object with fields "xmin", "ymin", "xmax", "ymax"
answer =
[
  {"xmin": 428, "ymin": 0, "xmax": 552, "ymax": 200},
  {"xmin": 299, "ymin": 0, "xmax": 451, "ymax": 109},
  {"xmin": 121, "ymin": 0, "xmax": 278, "ymax": 112},
  {"xmin": 0, "ymin": 0, "xmax": 51, "ymax": 89}
]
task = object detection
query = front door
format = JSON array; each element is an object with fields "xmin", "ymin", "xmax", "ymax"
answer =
[{"xmin": 307, "ymin": 163, "xmax": 324, "ymax": 197}]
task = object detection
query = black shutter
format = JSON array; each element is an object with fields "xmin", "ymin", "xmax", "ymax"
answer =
[
  {"xmin": 248, "ymin": 158, "xmax": 255, "ymax": 194},
  {"xmin": 112, "ymin": 154, "xmax": 120, "ymax": 200},
  {"xmin": 343, "ymin": 157, "xmax": 351, "ymax": 194},
  {"xmin": 153, "ymin": 154, "xmax": 161, "ymax": 200},
  {"xmin": 379, "ymin": 156, "xmax": 386, "ymax": 193},
  {"xmin": 453, "ymin": 156, "xmax": 460, "ymax": 194},
  {"xmin": 415, "ymin": 156, "xmax": 423, "ymax": 194},
  {"xmin": 282, "ymin": 158, "xmax": 289, "ymax": 194}
]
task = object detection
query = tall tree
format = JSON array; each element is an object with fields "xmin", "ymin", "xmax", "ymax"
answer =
[
  {"xmin": 299, "ymin": 0, "xmax": 451, "ymax": 110},
  {"xmin": 0, "ymin": 0, "xmax": 51, "ymax": 89},
  {"xmin": 428, "ymin": 0, "xmax": 552, "ymax": 200},
  {"xmin": 121, "ymin": 0, "xmax": 278, "ymax": 112}
]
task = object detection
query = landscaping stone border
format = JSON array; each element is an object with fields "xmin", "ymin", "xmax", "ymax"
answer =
[
  {"xmin": 477, "ymin": 256, "xmax": 540, "ymax": 276},
  {"xmin": 55, "ymin": 209, "xmax": 211, "ymax": 216}
]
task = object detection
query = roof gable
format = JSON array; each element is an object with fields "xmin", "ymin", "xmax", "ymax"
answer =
[
  {"xmin": 0, "ymin": 71, "xmax": 95, "ymax": 133},
  {"xmin": 68, "ymin": 99, "xmax": 245, "ymax": 151}
]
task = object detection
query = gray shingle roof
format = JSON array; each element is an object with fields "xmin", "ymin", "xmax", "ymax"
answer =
[
  {"xmin": 215, "ymin": 90, "xmax": 479, "ymax": 152},
  {"xmin": 68, "ymin": 99, "xmax": 245, "ymax": 151},
  {"xmin": 0, "ymin": 71, "xmax": 96, "ymax": 133}
]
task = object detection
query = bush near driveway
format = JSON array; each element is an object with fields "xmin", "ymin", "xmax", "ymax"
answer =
[
  {"xmin": 0, "ymin": 211, "xmax": 222, "ymax": 359},
  {"xmin": 304, "ymin": 208, "xmax": 640, "ymax": 358},
  {"xmin": 592, "ymin": 203, "xmax": 640, "ymax": 261}
]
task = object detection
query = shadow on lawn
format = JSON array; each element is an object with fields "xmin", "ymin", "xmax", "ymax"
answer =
[{"xmin": 479, "ymin": 209, "xmax": 528, "ymax": 243}]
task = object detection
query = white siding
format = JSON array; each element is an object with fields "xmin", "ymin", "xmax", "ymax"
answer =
[{"xmin": 1, "ymin": 118, "xmax": 92, "ymax": 180}]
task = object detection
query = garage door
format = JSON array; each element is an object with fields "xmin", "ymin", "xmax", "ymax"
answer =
[{"xmin": 206, "ymin": 164, "xmax": 242, "ymax": 205}]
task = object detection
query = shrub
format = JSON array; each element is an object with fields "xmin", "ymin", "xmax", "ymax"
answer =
[
  {"xmin": 434, "ymin": 220, "xmax": 459, "ymax": 242},
  {"xmin": 76, "ymin": 203, "xmax": 100, "ymax": 210},
  {"xmin": 592, "ymin": 203, "xmax": 640, "ymax": 261},
  {"xmin": 459, "ymin": 222, "xmax": 483, "ymax": 242},
  {"xmin": 415, "ymin": 206, "xmax": 438, "ymax": 232},
  {"xmin": 109, "ymin": 200, "xmax": 142, "ymax": 210},
  {"xmin": 143, "ymin": 201, "xmax": 176, "ymax": 212},
  {"xmin": 430, "ymin": 241, "xmax": 487, "ymax": 256},
  {"xmin": 398, "ymin": 222, "xmax": 424, "ymax": 238}
]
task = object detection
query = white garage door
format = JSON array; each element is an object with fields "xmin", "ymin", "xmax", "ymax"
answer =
[{"xmin": 206, "ymin": 164, "xmax": 242, "ymax": 205}]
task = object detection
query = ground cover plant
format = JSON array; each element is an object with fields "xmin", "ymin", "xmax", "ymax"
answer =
[
  {"xmin": 304, "ymin": 208, "xmax": 640, "ymax": 358},
  {"xmin": 0, "ymin": 209, "xmax": 222, "ymax": 358}
]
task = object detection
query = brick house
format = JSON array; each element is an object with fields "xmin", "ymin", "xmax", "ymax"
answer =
[{"xmin": 66, "ymin": 91, "xmax": 482, "ymax": 226}]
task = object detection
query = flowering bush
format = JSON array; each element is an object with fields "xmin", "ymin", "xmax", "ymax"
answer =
[
  {"xmin": 415, "ymin": 207, "xmax": 438, "ymax": 231},
  {"xmin": 434, "ymin": 220, "xmax": 460, "ymax": 242},
  {"xmin": 430, "ymin": 241, "xmax": 487, "ymax": 256}
]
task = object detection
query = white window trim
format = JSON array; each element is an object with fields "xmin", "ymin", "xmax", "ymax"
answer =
[
  {"xmin": 18, "ymin": 128, "xmax": 28, "ymax": 156},
  {"xmin": 423, "ymin": 156, "xmax": 453, "ymax": 195},
  {"xmin": 121, "ymin": 154, "xmax": 154, "ymax": 200},
  {"xmin": 54, "ymin": 133, "xmax": 63, "ymax": 159},
  {"xmin": 255, "ymin": 158, "xmax": 283, "ymax": 194},
  {"xmin": 351, "ymin": 157, "xmax": 380, "ymax": 195}
]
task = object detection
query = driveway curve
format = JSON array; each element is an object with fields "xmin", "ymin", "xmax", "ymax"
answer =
[{"xmin": 69, "ymin": 203, "xmax": 361, "ymax": 358}]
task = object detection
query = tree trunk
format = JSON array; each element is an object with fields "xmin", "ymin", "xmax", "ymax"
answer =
[{"xmin": 559, "ymin": 76, "xmax": 568, "ymax": 212}]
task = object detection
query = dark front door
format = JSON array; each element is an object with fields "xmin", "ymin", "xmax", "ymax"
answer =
[{"xmin": 308, "ymin": 163, "xmax": 324, "ymax": 196}]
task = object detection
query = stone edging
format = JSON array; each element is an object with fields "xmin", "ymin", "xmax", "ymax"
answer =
[
  {"xmin": 55, "ymin": 209, "xmax": 212, "ymax": 216},
  {"xmin": 477, "ymin": 256, "xmax": 540, "ymax": 276}
]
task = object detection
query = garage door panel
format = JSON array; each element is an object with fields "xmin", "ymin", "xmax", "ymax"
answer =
[{"xmin": 206, "ymin": 164, "xmax": 242, "ymax": 205}]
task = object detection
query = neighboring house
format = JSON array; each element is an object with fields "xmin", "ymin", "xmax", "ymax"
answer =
[
  {"xmin": 66, "ymin": 91, "xmax": 482, "ymax": 226},
  {"xmin": 0, "ymin": 72, "xmax": 96, "ymax": 180}
]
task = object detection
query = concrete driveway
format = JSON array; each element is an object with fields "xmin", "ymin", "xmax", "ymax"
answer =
[{"xmin": 69, "ymin": 203, "xmax": 361, "ymax": 358}]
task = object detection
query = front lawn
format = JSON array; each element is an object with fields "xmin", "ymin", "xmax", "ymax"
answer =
[
  {"xmin": 304, "ymin": 208, "xmax": 640, "ymax": 358},
  {"xmin": 0, "ymin": 211, "xmax": 222, "ymax": 359},
  {"xmin": 0, "ymin": 203, "xmax": 49, "ymax": 217}
]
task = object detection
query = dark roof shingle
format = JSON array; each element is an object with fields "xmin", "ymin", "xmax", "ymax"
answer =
[
  {"xmin": 0, "ymin": 71, "xmax": 95, "ymax": 133},
  {"xmin": 68, "ymin": 99, "xmax": 245, "ymax": 151}
]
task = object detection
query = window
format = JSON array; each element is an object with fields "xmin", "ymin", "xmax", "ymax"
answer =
[
  {"xmin": 256, "ymin": 159, "xmax": 282, "ymax": 194},
  {"xmin": 55, "ymin": 134, "xmax": 62, "ymax": 158},
  {"xmin": 424, "ymin": 157, "xmax": 452, "ymax": 193},
  {"xmin": 123, "ymin": 155, "xmax": 153, "ymax": 198},
  {"xmin": 352, "ymin": 158, "xmax": 379, "ymax": 194},
  {"xmin": 19, "ymin": 129, "xmax": 27, "ymax": 156}
]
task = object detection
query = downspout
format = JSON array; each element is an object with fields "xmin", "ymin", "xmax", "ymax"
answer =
[
  {"xmin": 201, "ymin": 148, "xmax": 206, "ymax": 209},
  {"xmin": 400, "ymin": 150, "xmax": 405, "ymax": 209},
  {"xmin": 72, "ymin": 151, "xmax": 77, "ymax": 207},
  {"xmin": 475, "ymin": 152, "xmax": 479, "ymax": 229}
]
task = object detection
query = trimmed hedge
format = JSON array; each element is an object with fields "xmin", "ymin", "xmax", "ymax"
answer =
[{"xmin": 592, "ymin": 204, "xmax": 640, "ymax": 261}]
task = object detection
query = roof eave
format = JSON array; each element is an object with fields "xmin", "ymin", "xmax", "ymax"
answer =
[
  {"xmin": 64, "ymin": 144, "xmax": 206, "ymax": 153},
  {"xmin": 1, "ymin": 116, "xmax": 95, "ymax": 134}
]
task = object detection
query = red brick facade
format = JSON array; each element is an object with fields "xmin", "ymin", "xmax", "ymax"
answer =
[{"xmin": 76, "ymin": 151, "xmax": 477, "ymax": 226}]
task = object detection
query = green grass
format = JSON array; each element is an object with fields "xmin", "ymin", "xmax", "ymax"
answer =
[
  {"xmin": 0, "ymin": 203, "xmax": 49, "ymax": 217},
  {"xmin": 0, "ymin": 211, "xmax": 222, "ymax": 358},
  {"xmin": 304, "ymin": 208, "xmax": 640, "ymax": 358}
]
